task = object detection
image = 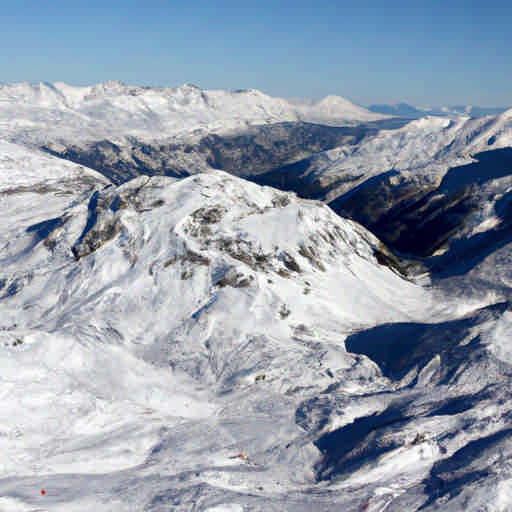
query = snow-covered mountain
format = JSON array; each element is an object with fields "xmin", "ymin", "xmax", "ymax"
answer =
[
  {"xmin": 263, "ymin": 112, "xmax": 512, "ymax": 195},
  {"xmin": 0, "ymin": 80, "xmax": 385, "ymax": 145},
  {"xmin": 426, "ymin": 105, "xmax": 509, "ymax": 118},
  {"xmin": 1, "ymin": 139, "xmax": 512, "ymax": 511},
  {"xmin": 2, "ymin": 81, "xmax": 512, "ymax": 511},
  {"xmin": 254, "ymin": 112, "xmax": 512, "ymax": 261},
  {"xmin": 0, "ymin": 81, "xmax": 390, "ymax": 187}
]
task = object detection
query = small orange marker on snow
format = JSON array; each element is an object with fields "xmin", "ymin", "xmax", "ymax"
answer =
[{"xmin": 41, "ymin": 489, "xmax": 46, "ymax": 495}]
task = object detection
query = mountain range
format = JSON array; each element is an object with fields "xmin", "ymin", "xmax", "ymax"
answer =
[
  {"xmin": 368, "ymin": 102, "xmax": 508, "ymax": 119},
  {"xmin": 0, "ymin": 80, "xmax": 384, "ymax": 144},
  {"xmin": 1, "ymin": 82, "xmax": 512, "ymax": 511}
]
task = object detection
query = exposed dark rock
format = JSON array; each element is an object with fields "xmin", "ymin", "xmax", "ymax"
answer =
[
  {"xmin": 279, "ymin": 304, "xmax": 291, "ymax": 319},
  {"xmin": 199, "ymin": 122, "xmax": 371, "ymax": 177},
  {"xmin": 191, "ymin": 206, "xmax": 226, "ymax": 224},
  {"xmin": 72, "ymin": 220, "xmax": 121, "ymax": 260},
  {"xmin": 271, "ymin": 194, "xmax": 291, "ymax": 208},
  {"xmin": 216, "ymin": 270, "xmax": 254, "ymax": 288},
  {"xmin": 298, "ymin": 244, "xmax": 325, "ymax": 271},
  {"xmin": 71, "ymin": 190, "xmax": 121, "ymax": 260},
  {"xmin": 180, "ymin": 269, "xmax": 194, "ymax": 280},
  {"xmin": 42, "ymin": 121, "xmax": 396, "ymax": 186},
  {"xmin": 44, "ymin": 140, "xmax": 188, "ymax": 185},
  {"xmin": 372, "ymin": 242, "xmax": 409, "ymax": 277},
  {"xmin": 280, "ymin": 251, "xmax": 301, "ymax": 273},
  {"xmin": 12, "ymin": 337, "xmax": 23, "ymax": 347},
  {"xmin": 164, "ymin": 249, "xmax": 210, "ymax": 268}
]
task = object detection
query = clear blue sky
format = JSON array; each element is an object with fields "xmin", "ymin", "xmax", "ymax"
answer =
[{"xmin": 2, "ymin": 0, "xmax": 511, "ymax": 107}]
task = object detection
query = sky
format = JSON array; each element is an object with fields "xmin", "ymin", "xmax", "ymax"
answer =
[{"xmin": 2, "ymin": 0, "xmax": 511, "ymax": 107}]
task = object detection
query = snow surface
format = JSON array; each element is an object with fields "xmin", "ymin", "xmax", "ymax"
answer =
[
  {"xmin": 0, "ymin": 139, "xmax": 109, "ymax": 192},
  {"xmin": 1, "ymin": 139, "xmax": 512, "ymax": 510}
]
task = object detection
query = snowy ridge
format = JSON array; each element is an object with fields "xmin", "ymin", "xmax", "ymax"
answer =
[
  {"xmin": 1, "ymin": 170, "xmax": 433, "ymax": 369},
  {"xmin": 0, "ymin": 81, "xmax": 385, "ymax": 144},
  {"xmin": 0, "ymin": 140, "xmax": 110, "ymax": 266},
  {"xmin": 0, "ymin": 139, "xmax": 109, "ymax": 192},
  {"xmin": 290, "ymin": 112, "xmax": 512, "ymax": 202}
]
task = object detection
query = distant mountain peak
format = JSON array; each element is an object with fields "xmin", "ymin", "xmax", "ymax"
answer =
[
  {"xmin": 367, "ymin": 102, "xmax": 425, "ymax": 118},
  {"xmin": 368, "ymin": 102, "xmax": 510, "ymax": 119}
]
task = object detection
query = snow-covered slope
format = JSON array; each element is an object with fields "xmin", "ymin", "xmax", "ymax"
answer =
[
  {"xmin": 2, "ymin": 85, "xmax": 512, "ymax": 510},
  {"xmin": 1, "ymin": 142, "xmax": 512, "ymax": 510},
  {"xmin": 0, "ymin": 81, "xmax": 385, "ymax": 145},
  {"xmin": 0, "ymin": 139, "xmax": 109, "ymax": 193},
  {"xmin": 288, "ymin": 113, "xmax": 512, "ymax": 196},
  {"xmin": 0, "ymin": 140, "xmax": 110, "ymax": 273},
  {"xmin": 251, "ymin": 111, "xmax": 512, "ymax": 259}
]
